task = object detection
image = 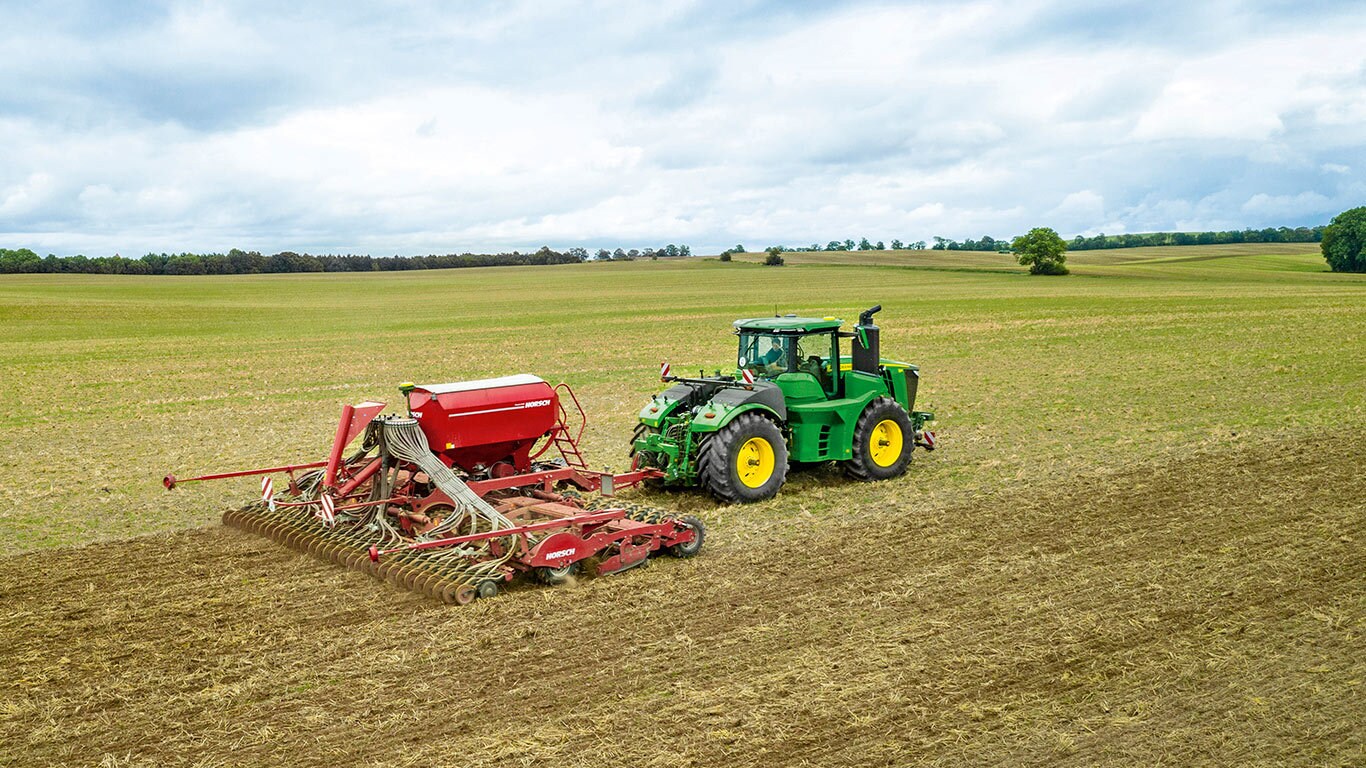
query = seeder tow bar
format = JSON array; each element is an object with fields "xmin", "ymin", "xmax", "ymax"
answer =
[{"xmin": 166, "ymin": 375, "xmax": 704, "ymax": 604}]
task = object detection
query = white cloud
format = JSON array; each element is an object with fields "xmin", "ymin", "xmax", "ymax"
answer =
[
  {"xmin": 1051, "ymin": 190, "xmax": 1105, "ymax": 220},
  {"xmin": 1241, "ymin": 191, "xmax": 1332, "ymax": 218},
  {"xmin": 1, "ymin": 0, "xmax": 1365, "ymax": 256},
  {"xmin": 0, "ymin": 173, "xmax": 58, "ymax": 217}
]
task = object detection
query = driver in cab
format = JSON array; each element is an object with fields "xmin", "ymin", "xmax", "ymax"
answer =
[{"xmin": 760, "ymin": 338, "xmax": 786, "ymax": 373}]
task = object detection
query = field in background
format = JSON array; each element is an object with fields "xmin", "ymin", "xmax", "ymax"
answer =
[
  {"xmin": 729, "ymin": 241, "xmax": 1325, "ymax": 269},
  {"xmin": 1, "ymin": 244, "xmax": 1362, "ymax": 765}
]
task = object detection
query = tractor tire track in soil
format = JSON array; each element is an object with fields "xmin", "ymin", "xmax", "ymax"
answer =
[{"xmin": 2, "ymin": 430, "xmax": 1362, "ymax": 767}]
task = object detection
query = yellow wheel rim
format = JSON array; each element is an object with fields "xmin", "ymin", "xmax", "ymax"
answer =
[
  {"xmin": 736, "ymin": 437, "xmax": 776, "ymax": 488},
  {"xmin": 869, "ymin": 419, "xmax": 904, "ymax": 467}
]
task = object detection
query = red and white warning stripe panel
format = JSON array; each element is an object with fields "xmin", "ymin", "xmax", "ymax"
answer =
[
  {"xmin": 741, "ymin": 368, "xmax": 755, "ymax": 384},
  {"xmin": 261, "ymin": 476, "xmax": 276, "ymax": 511},
  {"xmin": 660, "ymin": 362, "xmax": 671, "ymax": 380},
  {"xmin": 317, "ymin": 493, "xmax": 336, "ymax": 526}
]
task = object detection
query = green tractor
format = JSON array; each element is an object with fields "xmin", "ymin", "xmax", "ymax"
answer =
[{"xmin": 631, "ymin": 305, "xmax": 936, "ymax": 503}]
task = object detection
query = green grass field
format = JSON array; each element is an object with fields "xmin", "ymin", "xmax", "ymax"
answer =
[
  {"xmin": 1, "ymin": 242, "xmax": 1363, "ymax": 766},
  {"xmin": 1, "ymin": 242, "xmax": 1358, "ymax": 552}
]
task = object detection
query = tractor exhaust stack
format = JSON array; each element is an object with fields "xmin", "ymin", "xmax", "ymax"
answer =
[{"xmin": 852, "ymin": 304, "xmax": 882, "ymax": 374}]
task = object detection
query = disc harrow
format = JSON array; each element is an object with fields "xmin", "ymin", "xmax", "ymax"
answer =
[{"xmin": 224, "ymin": 489, "xmax": 693, "ymax": 604}]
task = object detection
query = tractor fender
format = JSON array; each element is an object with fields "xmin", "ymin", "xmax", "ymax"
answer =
[
  {"xmin": 714, "ymin": 380, "xmax": 786, "ymax": 419},
  {"xmin": 686, "ymin": 381, "xmax": 785, "ymax": 433},
  {"xmin": 637, "ymin": 382, "xmax": 694, "ymax": 428},
  {"xmin": 844, "ymin": 390, "xmax": 888, "ymax": 423},
  {"xmin": 689, "ymin": 401, "xmax": 784, "ymax": 434}
]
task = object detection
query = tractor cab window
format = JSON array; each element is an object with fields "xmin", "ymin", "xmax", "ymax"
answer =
[
  {"xmin": 793, "ymin": 335, "xmax": 821, "ymax": 367},
  {"xmin": 738, "ymin": 332, "xmax": 795, "ymax": 376},
  {"xmin": 796, "ymin": 333, "xmax": 837, "ymax": 394}
]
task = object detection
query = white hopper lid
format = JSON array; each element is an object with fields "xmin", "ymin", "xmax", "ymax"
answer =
[{"xmin": 414, "ymin": 374, "xmax": 546, "ymax": 395}]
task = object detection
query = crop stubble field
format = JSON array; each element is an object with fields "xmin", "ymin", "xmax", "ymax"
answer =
[{"xmin": 0, "ymin": 243, "xmax": 1362, "ymax": 766}]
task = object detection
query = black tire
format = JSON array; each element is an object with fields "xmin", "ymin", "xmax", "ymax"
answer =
[
  {"xmin": 843, "ymin": 397, "xmax": 915, "ymax": 482},
  {"xmin": 628, "ymin": 423, "xmax": 659, "ymax": 457},
  {"xmin": 696, "ymin": 412, "xmax": 788, "ymax": 503},
  {"xmin": 667, "ymin": 515, "xmax": 706, "ymax": 558},
  {"xmin": 536, "ymin": 562, "xmax": 579, "ymax": 585},
  {"xmin": 629, "ymin": 423, "xmax": 666, "ymax": 487}
]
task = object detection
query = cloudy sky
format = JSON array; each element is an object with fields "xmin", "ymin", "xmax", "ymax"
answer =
[{"xmin": 2, "ymin": 0, "xmax": 1364, "ymax": 257}]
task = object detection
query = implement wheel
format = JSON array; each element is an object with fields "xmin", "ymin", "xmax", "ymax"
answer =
[
  {"xmin": 844, "ymin": 397, "xmax": 914, "ymax": 482},
  {"xmin": 697, "ymin": 413, "xmax": 788, "ymax": 504},
  {"xmin": 667, "ymin": 515, "xmax": 706, "ymax": 558},
  {"xmin": 477, "ymin": 580, "xmax": 500, "ymax": 599},
  {"xmin": 536, "ymin": 562, "xmax": 579, "ymax": 585}
]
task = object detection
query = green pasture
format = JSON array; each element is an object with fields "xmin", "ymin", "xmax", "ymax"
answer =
[{"xmin": 0, "ymin": 243, "xmax": 1361, "ymax": 552}]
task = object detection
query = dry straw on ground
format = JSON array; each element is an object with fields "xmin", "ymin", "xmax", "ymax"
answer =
[{"xmin": 2, "ymin": 428, "xmax": 1361, "ymax": 766}]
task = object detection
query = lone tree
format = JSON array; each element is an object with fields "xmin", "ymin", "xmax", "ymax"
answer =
[
  {"xmin": 1321, "ymin": 206, "xmax": 1366, "ymax": 273},
  {"xmin": 764, "ymin": 246, "xmax": 785, "ymax": 266},
  {"xmin": 1011, "ymin": 227, "xmax": 1069, "ymax": 275}
]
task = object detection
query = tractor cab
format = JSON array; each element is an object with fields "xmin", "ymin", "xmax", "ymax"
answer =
[{"xmin": 735, "ymin": 315, "xmax": 843, "ymax": 399}]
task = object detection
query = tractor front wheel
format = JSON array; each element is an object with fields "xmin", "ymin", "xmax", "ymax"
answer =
[
  {"xmin": 629, "ymin": 423, "xmax": 666, "ymax": 487},
  {"xmin": 628, "ymin": 423, "xmax": 660, "ymax": 458},
  {"xmin": 697, "ymin": 413, "xmax": 788, "ymax": 503},
  {"xmin": 843, "ymin": 397, "xmax": 915, "ymax": 482}
]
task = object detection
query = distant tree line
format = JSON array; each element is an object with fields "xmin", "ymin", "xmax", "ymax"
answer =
[
  {"xmin": 1066, "ymin": 227, "xmax": 1324, "ymax": 250},
  {"xmin": 739, "ymin": 225, "xmax": 1328, "ymax": 257},
  {"xmin": 738, "ymin": 237, "xmax": 991, "ymax": 255},
  {"xmin": 932, "ymin": 228, "xmax": 1328, "ymax": 252},
  {"xmin": 930, "ymin": 236, "xmax": 1006, "ymax": 251},
  {"xmin": 592, "ymin": 244, "xmax": 691, "ymax": 261},
  {"xmin": 0, "ymin": 244, "xmax": 693, "ymax": 275},
  {"xmin": 930, "ymin": 228, "xmax": 1325, "ymax": 252},
  {"xmin": 729, "ymin": 239, "xmax": 930, "ymax": 256}
]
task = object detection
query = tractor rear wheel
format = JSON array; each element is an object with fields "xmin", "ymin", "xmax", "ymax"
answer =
[
  {"xmin": 697, "ymin": 413, "xmax": 788, "ymax": 503},
  {"xmin": 843, "ymin": 397, "xmax": 915, "ymax": 482}
]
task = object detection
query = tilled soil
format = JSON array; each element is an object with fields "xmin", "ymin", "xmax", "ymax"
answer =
[{"xmin": 2, "ymin": 431, "xmax": 1362, "ymax": 767}]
